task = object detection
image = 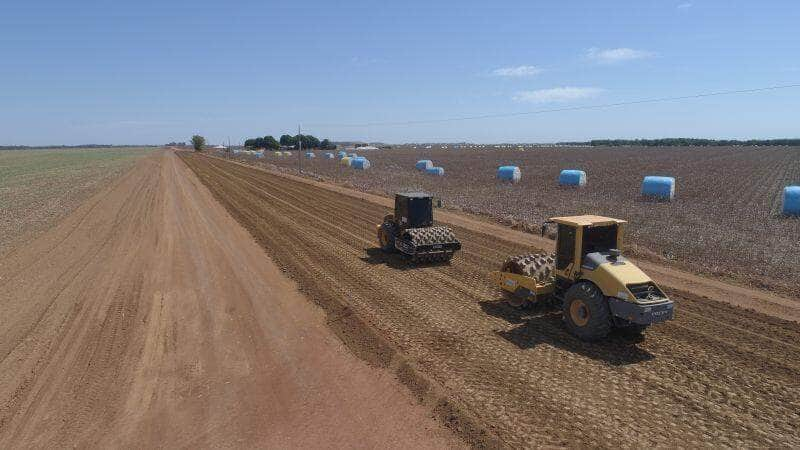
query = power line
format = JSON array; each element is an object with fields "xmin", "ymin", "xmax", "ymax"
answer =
[{"xmin": 306, "ymin": 83, "xmax": 800, "ymax": 129}]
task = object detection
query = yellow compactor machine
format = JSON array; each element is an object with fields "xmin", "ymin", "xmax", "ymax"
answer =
[{"xmin": 491, "ymin": 215, "xmax": 674, "ymax": 340}]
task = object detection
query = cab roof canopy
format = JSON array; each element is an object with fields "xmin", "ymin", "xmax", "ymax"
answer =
[{"xmin": 550, "ymin": 215, "xmax": 627, "ymax": 227}]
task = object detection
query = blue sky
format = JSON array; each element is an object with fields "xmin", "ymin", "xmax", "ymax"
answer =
[{"xmin": 1, "ymin": 0, "xmax": 799, "ymax": 145}]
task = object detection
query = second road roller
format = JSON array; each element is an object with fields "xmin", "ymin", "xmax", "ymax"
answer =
[{"xmin": 491, "ymin": 215, "xmax": 675, "ymax": 341}]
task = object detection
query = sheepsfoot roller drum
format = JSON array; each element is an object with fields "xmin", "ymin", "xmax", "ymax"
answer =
[
  {"xmin": 490, "ymin": 253, "xmax": 557, "ymax": 308},
  {"xmin": 377, "ymin": 192, "xmax": 461, "ymax": 263},
  {"xmin": 490, "ymin": 215, "xmax": 675, "ymax": 341},
  {"xmin": 397, "ymin": 226, "xmax": 460, "ymax": 262},
  {"xmin": 501, "ymin": 253, "xmax": 555, "ymax": 283}
]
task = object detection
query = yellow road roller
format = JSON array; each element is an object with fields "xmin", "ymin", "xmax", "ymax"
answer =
[{"xmin": 490, "ymin": 215, "xmax": 674, "ymax": 340}]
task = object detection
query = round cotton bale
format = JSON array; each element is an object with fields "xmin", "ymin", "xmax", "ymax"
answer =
[
  {"xmin": 324, "ymin": 152, "xmax": 335, "ymax": 159},
  {"xmin": 497, "ymin": 166, "xmax": 521, "ymax": 183},
  {"xmin": 416, "ymin": 160, "xmax": 433, "ymax": 171},
  {"xmin": 349, "ymin": 153, "xmax": 358, "ymax": 159},
  {"xmin": 352, "ymin": 157, "xmax": 371, "ymax": 170},
  {"xmin": 305, "ymin": 152, "xmax": 316, "ymax": 159},
  {"xmin": 337, "ymin": 151, "xmax": 347, "ymax": 159},
  {"xmin": 642, "ymin": 176, "xmax": 676, "ymax": 201},
  {"xmin": 340, "ymin": 156, "xmax": 352, "ymax": 166},
  {"xmin": 783, "ymin": 186, "xmax": 800, "ymax": 216},
  {"xmin": 559, "ymin": 169, "xmax": 587, "ymax": 187},
  {"xmin": 274, "ymin": 151, "xmax": 282, "ymax": 156},
  {"xmin": 255, "ymin": 151, "xmax": 264, "ymax": 158},
  {"xmin": 426, "ymin": 166, "xmax": 444, "ymax": 176}
]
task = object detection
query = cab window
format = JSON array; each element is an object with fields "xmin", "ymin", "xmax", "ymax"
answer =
[
  {"xmin": 556, "ymin": 224, "xmax": 576, "ymax": 271},
  {"xmin": 582, "ymin": 224, "xmax": 618, "ymax": 258}
]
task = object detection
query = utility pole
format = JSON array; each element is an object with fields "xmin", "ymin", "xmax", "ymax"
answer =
[{"xmin": 297, "ymin": 124, "xmax": 302, "ymax": 173}]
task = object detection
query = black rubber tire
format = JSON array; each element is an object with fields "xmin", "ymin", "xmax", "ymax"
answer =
[
  {"xmin": 562, "ymin": 282, "xmax": 612, "ymax": 341},
  {"xmin": 378, "ymin": 222, "xmax": 397, "ymax": 252}
]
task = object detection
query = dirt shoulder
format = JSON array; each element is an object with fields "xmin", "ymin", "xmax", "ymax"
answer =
[
  {"xmin": 216, "ymin": 156, "xmax": 800, "ymax": 323},
  {"xmin": 0, "ymin": 149, "xmax": 460, "ymax": 448}
]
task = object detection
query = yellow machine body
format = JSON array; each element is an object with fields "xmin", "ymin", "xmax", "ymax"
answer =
[
  {"xmin": 578, "ymin": 256, "xmax": 656, "ymax": 302},
  {"xmin": 549, "ymin": 215, "xmax": 663, "ymax": 303},
  {"xmin": 491, "ymin": 215, "xmax": 674, "ymax": 327},
  {"xmin": 489, "ymin": 270, "xmax": 555, "ymax": 299}
]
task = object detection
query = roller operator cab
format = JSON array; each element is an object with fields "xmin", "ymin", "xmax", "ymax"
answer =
[
  {"xmin": 377, "ymin": 192, "xmax": 461, "ymax": 263},
  {"xmin": 493, "ymin": 215, "xmax": 674, "ymax": 341},
  {"xmin": 395, "ymin": 192, "xmax": 434, "ymax": 228}
]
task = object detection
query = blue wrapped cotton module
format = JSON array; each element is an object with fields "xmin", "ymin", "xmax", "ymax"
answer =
[{"xmin": 642, "ymin": 176, "xmax": 676, "ymax": 200}]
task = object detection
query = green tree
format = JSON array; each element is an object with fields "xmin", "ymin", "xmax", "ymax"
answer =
[
  {"xmin": 295, "ymin": 134, "xmax": 320, "ymax": 149},
  {"xmin": 191, "ymin": 135, "xmax": 206, "ymax": 151},
  {"xmin": 320, "ymin": 139, "xmax": 336, "ymax": 150},
  {"xmin": 264, "ymin": 136, "xmax": 279, "ymax": 150},
  {"xmin": 244, "ymin": 135, "xmax": 280, "ymax": 150},
  {"xmin": 279, "ymin": 134, "xmax": 296, "ymax": 147}
]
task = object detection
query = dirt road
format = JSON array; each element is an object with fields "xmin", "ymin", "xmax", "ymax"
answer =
[
  {"xmin": 0, "ymin": 150, "xmax": 459, "ymax": 448},
  {"xmin": 182, "ymin": 152, "xmax": 800, "ymax": 448}
]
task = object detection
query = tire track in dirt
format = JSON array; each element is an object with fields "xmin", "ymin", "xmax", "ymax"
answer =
[{"xmin": 182, "ymin": 153, "xmax": 800, "ymax": 448}]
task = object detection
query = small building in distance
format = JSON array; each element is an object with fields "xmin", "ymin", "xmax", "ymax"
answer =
[{"xmin": 343, "ymin": 143, "xmax": 381, "ymax": 152}]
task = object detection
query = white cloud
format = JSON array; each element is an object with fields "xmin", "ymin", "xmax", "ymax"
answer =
[
  {"xmin": 677, "ymin": 2, "xmax": 692, "ymax": 9},
  {"xmin": 513, "ymin": 87, "xmax": 604, "ymax": 103},
  {"xmin": 491, "ymin": 65, "xmax": 543, "ymax": 77},
  {"xmin": 586, "ymin": 47, "xmax": 654, "ymax": 63}
]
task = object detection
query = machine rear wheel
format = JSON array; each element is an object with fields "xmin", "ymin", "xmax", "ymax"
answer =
[
  {"xmin": 378, "ymin": 222, "xmax": 397, "ymax": 252},
  {"xmin": 563, "ymin": 282, "xmax": 612, "ymax": 341}
]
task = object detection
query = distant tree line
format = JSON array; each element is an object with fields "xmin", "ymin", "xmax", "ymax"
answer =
[
  {"xmin": 245, "ymin": 136, "xmax": 280, "ymax": 149},
  {"xmin": 244, "ymin": 134, "xmax": 336, "ymax": 150},
  {"xmin": 558, "ymin": 138, "xmax": 800, "ymax": 147}
]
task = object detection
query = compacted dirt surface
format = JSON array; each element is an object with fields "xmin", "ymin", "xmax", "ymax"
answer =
[
  {"xmin": 0, "ymin": 150, "xmax": 459, "ymax": 448},
  {"xmin": 181, "ymin": 152, "xmax": 800, "ymax": 448}
]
